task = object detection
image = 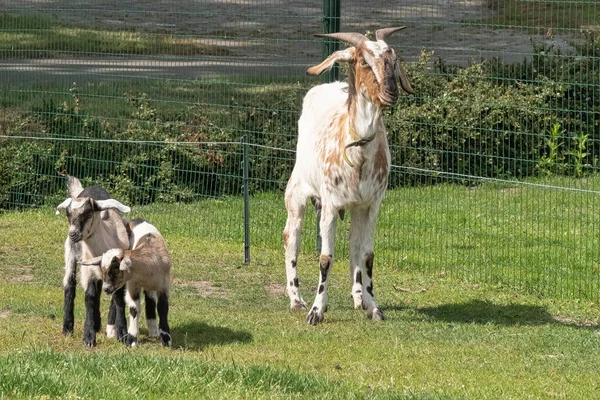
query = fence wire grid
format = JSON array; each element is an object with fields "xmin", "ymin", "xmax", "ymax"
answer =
[{"xmin": 1, "ymin": 0, "xmax": 600, "ymax": 301}]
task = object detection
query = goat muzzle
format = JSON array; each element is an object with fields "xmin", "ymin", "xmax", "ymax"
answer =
[{"xmin": 68, "ymin": 230, "xmax": 83, "ymax": 243}]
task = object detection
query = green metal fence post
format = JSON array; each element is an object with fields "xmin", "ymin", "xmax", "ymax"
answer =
[
  {"xmin": 322, "ymin": 0, "xmax": 341, "ymax": 83},
  {"xmin": 242, "ymin": 136, "xmax": 251, "ymax": 264},
  {"xmin": 316, "ymin": 0, "xmax": 341, "ymax": 253}
]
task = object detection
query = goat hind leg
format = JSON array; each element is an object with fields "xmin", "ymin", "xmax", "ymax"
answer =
[
  {"xmin": 283, "ymin": 185, "xmax": 309, "ymax": 310},
  {"xmin": 144, "ymin": 290, "xmax": 159, "ymax": 338},
  {"xmin": 360, "ymin": 208, "xmax": 385, "ymax": 321},
  {"xmin": 157, "ymin": 292, "xmax": 171, "ymax": 346}
]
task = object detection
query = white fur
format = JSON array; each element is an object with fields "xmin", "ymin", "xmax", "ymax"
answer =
[{"xmin": 131, "ymin": 222, "xmax": 161, "ymax": 249}]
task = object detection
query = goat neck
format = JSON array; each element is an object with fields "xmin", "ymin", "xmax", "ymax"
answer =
[
  {"xmin": 80, "ymin": 210, "xmax": 129, "ymax": 260},
  {"xmin": 344, "ymin": 53, "xmax": 386, "ymax": 142}
]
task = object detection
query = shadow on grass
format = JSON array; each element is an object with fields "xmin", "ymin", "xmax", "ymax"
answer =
[
  {"xmin": 416, "ymin": 299, "xmax": 599, "ymax": 330},
  {"xmin": 171, "ymin": 321, "xmax": 253, "ymax": 351}
]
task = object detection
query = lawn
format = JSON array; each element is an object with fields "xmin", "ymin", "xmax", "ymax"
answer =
[
  {"xmin": 1, "ymin": 180, "xmax": 600, "ymax": 399},
  {"xmin": 485, "ymin": 0, "xmax": 600, "ymax": 32}
]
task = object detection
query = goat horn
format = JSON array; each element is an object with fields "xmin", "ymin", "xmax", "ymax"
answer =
[
  {"xmin": 313, "ymin": 32, "xmax": 367, "ymax": 48},
  {"xmin": 375, "ymin": 26, "xmax": 407, "ymax": 41}
]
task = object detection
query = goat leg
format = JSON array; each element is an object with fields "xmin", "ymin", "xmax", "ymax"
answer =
[
  {"xmin": 157, "ymin": 292, "xmax": 171, "ymax": 346},
  {"xmin": 112, "ymin": 287, "xmax": 128, "ymax": 343},
  {"xmin": 62, "ymin": 238, "xmax": 79, "ymax": 335},
  {"xmin": 83, "ymin": 278, "xmax": 100, "ymax": 347}
]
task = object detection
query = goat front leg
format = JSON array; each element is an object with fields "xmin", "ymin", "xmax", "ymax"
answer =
[
  {"xmin": 62, "ymin": 238, "xmax": 79, "ymax": 335},
  {"xmin": 283, "ymin": 184, "xmax": 308, "ymax": 310},
  {"xmin": 124, "ymin": 288, "xmax": 141, "ymax": 346},
  {"xmin": 157, "ymin": 292, "xmax": 171, "ymax": 346},
  {"xmin": 349, "ymin": 209, "xmax": 367, "ymax": 310},
  {"xmin": 106, "ymin": 295, "xmax": 117, "ymax": 338},
  {"xmin": 359, "ymin": 206, "xmax": 385, "ymax": 321},
  {"xmin": 112, "ymin": 287, "xmax": 128, "ymax": 342},
  {"xmin": 81, "ymin": 267, "xmax": 100, "ymax": 347},
  {"xmin": 307, "ymin": 204, "xmax": 337, "ymax": 325}
]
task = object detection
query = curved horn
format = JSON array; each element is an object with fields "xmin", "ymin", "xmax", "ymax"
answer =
[
  {"xmin": 56, "ymin": 198, "xmax": 72, "ymax": 215},
  {"xmin": 81, "ymin": 256, "xmax": 102, "ymax": 266},
  {"xmin": 313, "ymin": 32, "xmax": 367, "ymax": 48},
  {"xmin": 375, "ymin": 26, "xmax": 407, "ymax": 41},
  {"xmin": 94, "ymin": 199, "xmax": 131, "ymax": 213}
]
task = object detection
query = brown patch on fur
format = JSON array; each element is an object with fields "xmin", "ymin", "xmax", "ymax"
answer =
[
  {"xmin": 282, "ymin": 231, "xmax": 289, "ymax": 247},
  {"xmin": 372, "ymin": 138, "xmax": 389, "ymax": 184}
]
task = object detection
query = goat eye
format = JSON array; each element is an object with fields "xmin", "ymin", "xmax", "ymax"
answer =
[{"xmin": 358, "ymin": 59, "xmax": 369, "ymax": 68}]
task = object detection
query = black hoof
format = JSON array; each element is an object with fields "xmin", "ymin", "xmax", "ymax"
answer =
[
  {"xmin": 83, "ymin": 333, "xmax": 96, "ymax": 347},
  {"xmin": 124, "ymin": 334, "xmax": 138, "ymax": 347},
  {"xmin": 306, "ymin": 307, "xmax": 323, "ymax": 325},
  {"xmin": 160, "ymin": 332, "xmax": 172, "ymax": 347},
  {"xmin": 368, "ymin": 308, "xmax": 386, "ymax": 321}
]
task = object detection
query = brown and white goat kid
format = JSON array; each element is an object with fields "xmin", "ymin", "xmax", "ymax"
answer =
[
  {"xmin": 56, "ymin": 175, "xmax": 131, "ymax": 346},
  {"xmin": 83, "ymin": 219, "xmax": 172, "ymax": 347},
  {"xmin": 283, "ymin": 28, "xmax": 414, "ymax": 325}
]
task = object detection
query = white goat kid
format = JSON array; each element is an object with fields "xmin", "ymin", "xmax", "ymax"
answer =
[
  {"xmin": 283, "ymin": 28, "xmax": 414, "ymax": 325},
  {"xmin": 56, "ymin": 175, "xmax": 131, "ymax": 346},
  {"xmin": 83, "ymin": 219, "xmax": 172, "ymax": 347}
]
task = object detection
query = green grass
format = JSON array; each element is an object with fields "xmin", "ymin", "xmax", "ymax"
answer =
[
  {"xmin": 0, "ymin": 13, "xmax": 231, "ymax": 58},
  {"xmin": 484, "ymin": 0, "xmax": 600, "ymax": 32},
  {"xmin": 1, "ymin": 179, "xmax": 600, "ymax": 398}
]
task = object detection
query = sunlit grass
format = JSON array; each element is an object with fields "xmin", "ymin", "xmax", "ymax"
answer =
[
  {"xmin": 483, "ymin": 0, "xmax": 600, "ymax": 32},
  {"xmin": 0, "ymin": 13, "xmax": 230, "ymax": 58},
  {"xmin": 1, "ymin": 179, "xmax": 600, "ymax": 398}
]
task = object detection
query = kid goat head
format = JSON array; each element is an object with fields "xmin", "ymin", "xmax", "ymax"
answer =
[
  {"xmin": 283, "ymin": 27, "xmax": 413, "ymax": 326},
  {"xmin": 56, "ymin": 196, "xmax": 130, "ymax": 243}
]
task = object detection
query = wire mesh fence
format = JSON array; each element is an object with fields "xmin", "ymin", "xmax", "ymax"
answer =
[{"xmin": 1, "ymin": 0, "xmax": 600, "ymax": 301}]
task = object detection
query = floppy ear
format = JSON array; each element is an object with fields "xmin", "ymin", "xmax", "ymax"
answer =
[
  {"xmin": 94, "ymin": 199, "xmax": 131, "ymax": 213},
  {"xmin": 55, "ymin": 198, "xmax": 73, "ymax": 215},
  {"xmin": 119, "ymin": 257, "xmax": 132, "ymax": 272},
  {"xmin": 81, "ymin": 256, "xmax": 102, "ymax": 266},
  {"xmin": 306, "ymin": 48, "xmax": 355, "ymax": 76}
]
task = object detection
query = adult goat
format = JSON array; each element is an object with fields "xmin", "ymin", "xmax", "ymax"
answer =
[
  {"xmin": 283, "ymin": 28, "xmax": 414, "ymax": 325},
  {"xmin": 56, "ymin": 175, "xmax": 131, "ymax": 346}
]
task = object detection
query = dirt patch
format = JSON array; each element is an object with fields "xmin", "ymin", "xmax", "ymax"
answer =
[
  {"xmin": 0, "ymin": 310, "xmax": 10, "ymax": 318},
  {"xmin": 6, "ymin": 265, "xmax": 34, "ymax": 283},
  {"xmin": 265, "ymin": 283, "xmax": 285, "ymax": 297},
  {"xmin": 181, "ymin": 280, "xmax": 229, "ymax": 299},
  {"xmin": 552, "ymin": 315, "xmax": 600, "ymax": 328}
]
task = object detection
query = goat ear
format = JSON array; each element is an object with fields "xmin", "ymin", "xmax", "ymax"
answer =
[
  {"xmin": 396, "ymin": 60, "xmax": 414, "ymax": 95},
  {"xmin": 119, "ymin": 257, "xmax": 132, "ymax": 272},
  {"xmin": 56, "ymin": 198, "xmax": 72, "ymax": 215},
  {"xmin": 94, "ymin": 199, "xmax": 131, "ymax": 214},
  {"xmin": 81, "ymin": 256, "xmax": 102, "ymax": 266},
  {"xmin": 307, "ymin": 48, "xmax": 355, "ymax": 76}
]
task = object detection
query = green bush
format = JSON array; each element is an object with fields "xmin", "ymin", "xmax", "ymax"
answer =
[
  {"xmin": 386, "ymin": 46, "xmax": 597, "ymax": 187},
  {"xmin": 2, "ymin": 32, "xmax": 600, "ymax": 209}
]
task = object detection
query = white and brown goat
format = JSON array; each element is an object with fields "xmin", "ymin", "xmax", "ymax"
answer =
[
  {"xmin": 83, "ymin": 219, "xmax": 172, "ymax": 347},
  {"xmin": 56, "ymin": 175, "xmax": 131, "ymax": 346},
  {"xmin": 283, "ymin": 28, "xmax": 414, "ymax": 325}
]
